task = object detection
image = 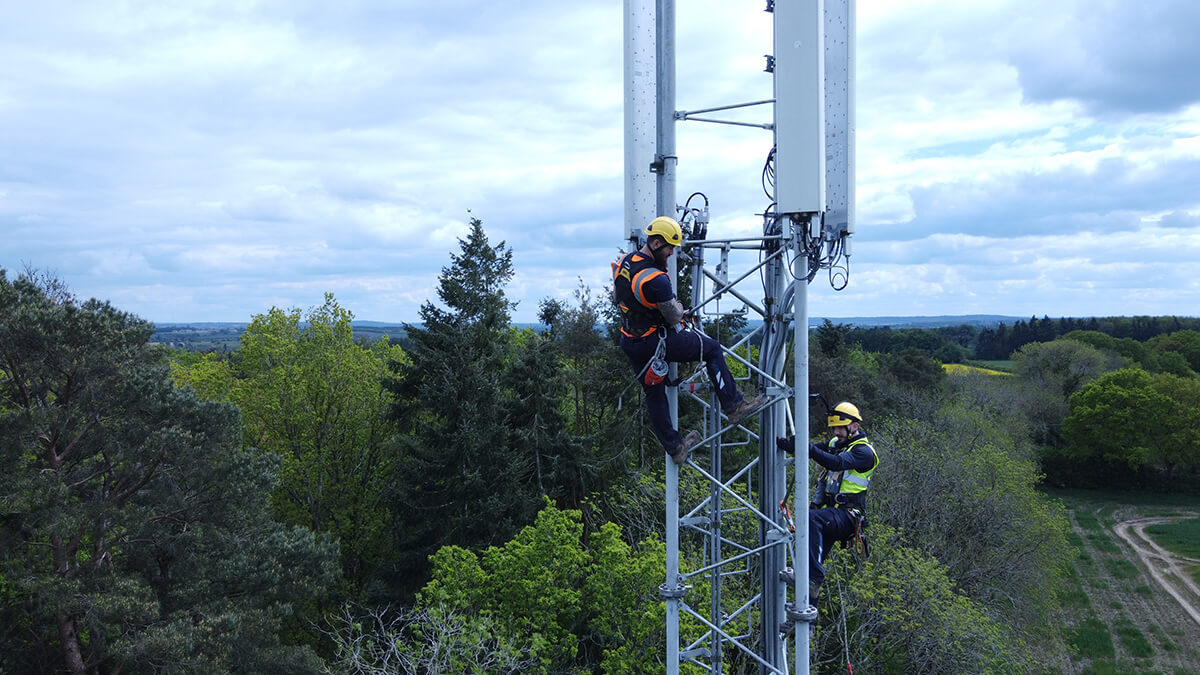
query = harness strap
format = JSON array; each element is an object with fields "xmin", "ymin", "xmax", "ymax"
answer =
[
  {"xmin": 620, "ymin": 323, "xmax": 658, "ymax": 338},
  {"xmin": 631, "ymin": 268, "xmax": 665, "ymax": 309}
]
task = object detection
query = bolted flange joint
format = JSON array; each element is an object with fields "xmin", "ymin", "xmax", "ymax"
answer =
[
  {"xmin": 659, "ymin": 583, "xmax": 689, "ymax": 600},
  {"xmin": 785, "ymin": 601, "xmax": 818, "ymax": 623}
]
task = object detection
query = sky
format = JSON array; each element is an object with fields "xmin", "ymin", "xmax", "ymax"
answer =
[{"xmin": 2, "ymin": 0, "xmax": 1199, "ymax": 325}]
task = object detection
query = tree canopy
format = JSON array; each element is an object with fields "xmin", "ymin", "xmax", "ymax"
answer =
[
  {"xmin": 1064, "ymin": 368, "xmax": 1200, "ymax": 482},
  {"xmin": 0, "ymin": 270, "xmax": 338, "ymax": 674}
]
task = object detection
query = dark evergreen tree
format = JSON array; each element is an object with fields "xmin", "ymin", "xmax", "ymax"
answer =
[
  {"xmin": 505, "ymin": 328, "xmax": 587, "ymax": 503},
  {"xmin": 880, "ymin": 348, "xmax": 946, "ymax": 391},
  {"xmin": 0, "ymin": 270, "xmax": 338, "ymax": 674},
  {"xmin": 383, "ymin": 218, "xmax": 539, "ymax": 599},
  {"xmin": 975, "ymin": 323, "xmax": 1013, "ymax": 360},
  {"xmin": 974, "ymin": 326, "xmax": 1000, "ymax": 360},
  {"xmin": 536, "ymin": 286, "xmax": 639, "ymax": 506},
  {"xmin": 815, "ymin": 318, "xmax": 850, "ymax": 358}
]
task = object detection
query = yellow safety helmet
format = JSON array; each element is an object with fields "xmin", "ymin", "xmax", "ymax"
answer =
[
  {"xmin": 827, "ymin": 401, "xmax": 862, "ymax": 427},
  {"xmin": 645, "ymin": 216, "xmax": 683, "ymax": 246}
]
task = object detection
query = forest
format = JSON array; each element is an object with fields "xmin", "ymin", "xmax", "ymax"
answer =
[{"xmin": 3, "ymin": 219, "xmax": 1199, "ymax": 674}]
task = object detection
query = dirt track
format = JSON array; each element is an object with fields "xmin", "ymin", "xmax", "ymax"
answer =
[
  {"xmin": 1112, "ymin": 515, "xmax": 1200, "ymax": 629},
  {"xmin": 1057, "ymin": 502, "xmax": 1200, "ymax": 673}
]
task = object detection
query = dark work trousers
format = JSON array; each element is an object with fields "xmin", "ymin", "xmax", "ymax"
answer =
[
  {"xmin": 809, "ymin": 506, "xmax": 858, "ymax": 587},
  {"xmin": 620, "ymin": 325, "xmax": 743, "ymax": 451}
]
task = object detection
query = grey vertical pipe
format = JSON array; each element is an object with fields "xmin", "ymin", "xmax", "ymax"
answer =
[
  {"xmin": 703, "ymin": 261, "xmax": 721, "ymax": 671},
  {"xmin": 794, "ymin": 217, "xmax": 813, "ymax": 673},
  {"xmin": 656, "ymin": 0, "xmax": 677, "ymax": 220},
  {"xmin": 759, "ymin": 240, "xmax": 788, "ymax": 672},
  {"xmin": 624, "ymin": 0, "xmax": 657, "ymax": 245},
  {"xmin": 654, "ymin": 1, "xmax": 683, "ymax": 673},
  {"xmin": 656, "ymin": 0, "xmax": 677, "ymax": 428},
  {"xmin": 625, "ymin": 1, "xmax": 679, "ymax": 665}
]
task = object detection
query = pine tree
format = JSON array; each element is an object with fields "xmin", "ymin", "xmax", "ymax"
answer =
[
  {"xmin": 0, "ymin": 270, "xmax": 339, "ymax": 674},
  {"xmin": 383, "ymin": 218, "xmax": 540, "ymax": 599}
]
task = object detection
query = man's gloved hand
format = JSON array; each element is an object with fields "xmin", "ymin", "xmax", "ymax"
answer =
[
  {"xmin": 808, "ymin": 443, "xmax": 820, "ymax": 459},
  {"xmin": 776, "ymin": 436, "xmax": 795, "ymax": 455}
]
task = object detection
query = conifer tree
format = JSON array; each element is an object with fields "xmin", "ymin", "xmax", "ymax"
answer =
[
  {"xmin": 383, "ymin": 218, "xmax": 539, "ymax": 598},
  {"xmin": 0, "ymin": 270, "xmax": 339, "ymax": 674}
]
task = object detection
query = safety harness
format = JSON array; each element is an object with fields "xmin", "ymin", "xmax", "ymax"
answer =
[
  {"xmin": 611, "ymin": 250, "xmax": 666, "ymax": 339},
  {"xmin": 611, "ymin": 248, "xmax": 707, "ymax": 389}
]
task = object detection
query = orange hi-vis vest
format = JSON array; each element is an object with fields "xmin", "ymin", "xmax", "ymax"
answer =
[{"xmin": 612, "ymin": 251, "xmax": 667, "ymax": 338}]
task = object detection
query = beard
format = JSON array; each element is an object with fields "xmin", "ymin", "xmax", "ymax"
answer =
[{"xmin": 652, "ymin": 245, "xmax": 671, "ymax": 268}]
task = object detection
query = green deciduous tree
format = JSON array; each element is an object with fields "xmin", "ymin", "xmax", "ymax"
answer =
[
  {"xmin": 871, "ymin": 406, "xmax": 1070, "ymax": 635},
  {"xmin": 1062, "ymin": 330, "xmax": 1148, "ymax": 369},
  {"xmin": 1147, "ymin": 329, "xmax": 1200, "ymax": 373},
  {"xmin": 879, "ymin": 348, "xmax": 945, "ymax": 391},
  {"xmin": 0, "ymin": 271, "xmax": 338, "ymax": 674},
  {"xmin": 169, "ymin": 350, "xmax": 236, "ymax": 401},
  {"xmin": 1012, "ymin": 338, "xmax": 1125, "ymax": 446},
  {"xmin": 326, "ymin": 503, "xmax": 666, "ymax": 674},
  {"xmin": 1150, "ymin": 349, "xmax": 1196, "ymax": 377},
  {"xmin": 1014, "ymin": 339, "xmax": 1125, "ymax": 399},
  {"xmin": 831, "ymin": 524, "xmax": 1028, "ymax": 673},
  {"xmin": 1063, "ymin": 368, "xmax": 1200, "ymax": 481},
  {"xmin": 413, "ymin": 502, "xmax": 665, "ymax": 674},
  {"xmin": 229, "ymin": 294, "xmax": 402, "ymax": 594}
]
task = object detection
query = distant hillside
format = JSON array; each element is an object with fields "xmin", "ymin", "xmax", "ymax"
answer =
[
  {"xmin": 151, "ymin": 321, "xmax": 412, "ymax": 351},
  {"xmin": 151, "ymin": 323, "xmax": 246, "ymax": 351},
  {"xmin": 810, "ymin": 315, "xmax": 1022, "ymax": 328},
  {"xmin": 152, "ymin": 316, "xmax": 1020, "ymax": 351}
]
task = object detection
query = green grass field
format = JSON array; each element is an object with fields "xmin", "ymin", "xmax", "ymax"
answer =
[
  {"xmin": 1145, "ymin": 518, "xmax": 1200, "ymax": 558},
  {"xmin": 1047, "ymin": 489, "xmax": 1200, "ymax": 674},
  {"xmin": 1146, "ymin": 517, "xmax": 1200, "ymax": 584}
]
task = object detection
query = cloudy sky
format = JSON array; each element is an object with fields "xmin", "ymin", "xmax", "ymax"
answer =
[{"xmin": 3, "ymin": 1, "xmax": 1199, "ymax": 324}]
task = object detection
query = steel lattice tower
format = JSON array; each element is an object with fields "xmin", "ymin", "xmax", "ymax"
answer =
[{"xmin": 623, "ymin": 1, "xmax": 854, "ymax": 672}]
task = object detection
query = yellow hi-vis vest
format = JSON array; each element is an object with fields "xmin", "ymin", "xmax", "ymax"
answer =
[{"xmin": 822, "ymin": 436, "xmax": 878, "ymax": 500}]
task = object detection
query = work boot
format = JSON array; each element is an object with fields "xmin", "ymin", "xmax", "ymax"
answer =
[
  {"xmin": 668, "ymin": 429, "xmax": 702, "ymax": 465},
  {"xmin": 809, "ymin": 581, "xmax": 821, "ymax": 604},
  {"xmin": 724, "ymin": 393, "xmax": 769, "ymax": 425}
]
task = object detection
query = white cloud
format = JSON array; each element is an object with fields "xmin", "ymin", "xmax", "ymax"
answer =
[{"xmin": 2, "ymin": 0, "xmax": 1199, "ymax": 324}]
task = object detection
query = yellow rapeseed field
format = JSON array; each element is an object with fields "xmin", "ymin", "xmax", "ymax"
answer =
[{"xmin": 942, "ymin": 363, "xmax": 1012, "ymax": 376}]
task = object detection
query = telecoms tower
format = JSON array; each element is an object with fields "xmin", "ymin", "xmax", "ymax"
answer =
[{"xmin": 622, "ymin": 1, "xmax": 854, "ymax": 673}]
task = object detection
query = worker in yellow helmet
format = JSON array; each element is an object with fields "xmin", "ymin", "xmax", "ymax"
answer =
[
  {"xmin": 612, "ymin": 216, "xmax": 767, "ymax": 465},
  {"xmin": 776, "ymin": 401, "xmax": 878, "ymax": 608}
]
